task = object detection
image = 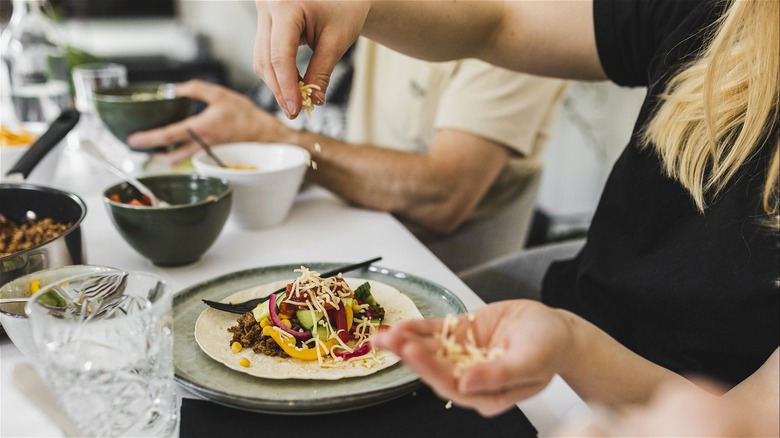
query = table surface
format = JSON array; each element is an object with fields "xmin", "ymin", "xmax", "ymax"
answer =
[{"xmin": 0, "ymin": 135, "xmax": 587, "ymax": 437}]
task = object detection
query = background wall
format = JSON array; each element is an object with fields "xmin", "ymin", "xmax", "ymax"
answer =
[
  {"xmin": 536, "ymin": 82, "xmax": 646, "ymax": 239},
  {"xmin": 177, "ymin": 0, "xmax": 258, "ymax": 91}
]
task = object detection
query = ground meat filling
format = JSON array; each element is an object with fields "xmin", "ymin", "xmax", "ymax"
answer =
[
  {"xmin": 0, "ymin": 216, "xmax": 72, "ymax": 257},
  {"xmin": 366, "ymin": 304, "xmax": 385, "ymax": 322},
  {"xmin": 227, "ymin": 311, "xmax": 306, "ymax": 358}
]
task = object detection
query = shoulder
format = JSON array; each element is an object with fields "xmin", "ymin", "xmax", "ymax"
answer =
[{"xmin": 594, "ymin": 0, "xmax": 724, "ymax": 86}]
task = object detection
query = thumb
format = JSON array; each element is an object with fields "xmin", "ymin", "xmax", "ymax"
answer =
[{"xmin": 302, "ymin": 37, "xmax": 349, "ymax": 106}]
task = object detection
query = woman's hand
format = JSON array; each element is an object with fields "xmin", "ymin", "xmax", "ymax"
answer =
[
  {"xmin": 373, "ymin": 300, "xmax": 575, "ymax": 417},
  {"xmin": 253, "ymin": 1, "xmax": 369, "ymax": 118},
  {"xmin": 126, "ymin": 80, "xmax": 288, "ymax": 165}
]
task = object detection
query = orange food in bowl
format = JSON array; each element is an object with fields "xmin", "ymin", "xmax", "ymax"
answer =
[
  {"xmin": 0, "ymin": 125, "xmax": 38, "ymax": 146},
  {"xmin": 226, "ymin": 163, "xmax": 258, "ymax": 171}
]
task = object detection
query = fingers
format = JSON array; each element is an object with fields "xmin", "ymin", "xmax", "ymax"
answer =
[
  {"xmin": 126, "ymin": 118, "xmax": 193, "ymax": 149},
  {"xmin": 302, "ymin": 36, "xmax": 346, "ymax": 106},
  {"xmin": 175, "ymin": 79, "xmax": 225, "ymax": 104},
  {"xmin": 254, "ymin": 3, "xmax": 301, "ymax": 119}
]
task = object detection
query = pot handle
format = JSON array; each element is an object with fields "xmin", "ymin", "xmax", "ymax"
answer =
[{"xmin": 5, "ymin": 109, "xmax": 80, "ymax": 180}]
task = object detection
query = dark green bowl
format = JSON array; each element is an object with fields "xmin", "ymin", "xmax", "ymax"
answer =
[
  {"xmin": 103, "ymin": 175, "xmax": 232, "ymax": 266},
  {"xmin": 93, "ymin": 83, "xmax": 193, "ymax": 148}
]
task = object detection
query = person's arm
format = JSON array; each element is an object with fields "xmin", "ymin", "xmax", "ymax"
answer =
[
  {"xmin": 556, "ymin": 349, "xmax": 779, "ymax": 436},
  {"xmin": 253, "ymin": 1, "xmax": 603, "ymax": 118},
  {"xmin": 285, "ymin": 128, "xmax": 510, "ymax": 234},
  {"xmin": 373, "ymin": 300, "xmax": 711, "ymax": 417},
  {"xmin": 128, "ymin": 80, "xmax": 509, "ymax": 234}
]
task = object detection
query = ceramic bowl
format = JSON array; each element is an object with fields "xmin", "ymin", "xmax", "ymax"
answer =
[
  {"xmin": 103, "ymin": 174, "xmax": 232, "ymax": 266},
  {"xmin": 191, "ymin": 142, "xmax": 309, "ymax": 228},
  {"xmin": 0, "ymin": 265, "xmax": 116, "ymax": 359},
  {"xmin": 92, "ymin": 82, "xmax": 193, "ymax": 149},
  {"xmin": 0, "ymin": 122, "xmax": 65, "ymax": 185}
]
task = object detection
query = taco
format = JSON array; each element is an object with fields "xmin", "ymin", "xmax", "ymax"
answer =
[{"xmin": 194, "ymin": 267, "xmax": 423, "ymax": 380}]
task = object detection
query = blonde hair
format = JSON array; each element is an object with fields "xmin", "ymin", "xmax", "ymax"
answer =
[{"xmin": 643, "ymin": 0, "xmax": 779, "ymax": 217}]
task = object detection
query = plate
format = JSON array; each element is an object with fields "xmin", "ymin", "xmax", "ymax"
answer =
[{"xmin": 173, "ymin": 262, "xmax": 467, "ymax": 415}]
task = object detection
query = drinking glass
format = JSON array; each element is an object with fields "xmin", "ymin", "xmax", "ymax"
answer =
[
  {"xmin": 72, "ymin": 62, "xmax": 127, "ymax": 117},
  {"xmin": 25, "ymin": 268, "xmax": 178, "ymax": 437},
  {"xmin": 71, "ymin": 63, "xmax": 129, "ymax": 159}
]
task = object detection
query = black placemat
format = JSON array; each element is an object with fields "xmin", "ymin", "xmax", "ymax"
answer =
[{"xmin": 179, "ymin": 385, "xmax": 537, "ymax": 438}]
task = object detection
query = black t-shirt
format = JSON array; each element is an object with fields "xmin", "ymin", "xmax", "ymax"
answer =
[{"xmin": 542, "ymin": 0, "xmax": 779, "ymax": 386}]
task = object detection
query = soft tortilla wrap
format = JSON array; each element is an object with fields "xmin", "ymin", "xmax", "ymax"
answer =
[{"xmin": 194, "ymin": 277, "xmax": 423, "ymax": 380}]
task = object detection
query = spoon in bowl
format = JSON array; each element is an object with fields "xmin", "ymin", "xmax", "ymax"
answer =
[
  {"xmin": 80, "ymin": 139, "xmax": 170, "ymax": 207},
  {"xmin": 187, "ymin": 128, "xmax": 227, "ymax": 168}
]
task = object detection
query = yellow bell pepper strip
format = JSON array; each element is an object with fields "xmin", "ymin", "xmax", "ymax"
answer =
[
  {"xmin": 268, "ymin": 329, "xmax": 337, "ymax": 361},
  {"xmin": 345, "ymin": 301, "xmax": 353, "ymax": 332}
]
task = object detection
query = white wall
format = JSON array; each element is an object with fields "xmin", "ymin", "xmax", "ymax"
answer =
[
  {"xmin": 536, "ymin": 81, "xmax": 646, "ymax": 235},
  {"xmin": 177, "ymin": 0, "xmax": 259, "ymax": 90}
]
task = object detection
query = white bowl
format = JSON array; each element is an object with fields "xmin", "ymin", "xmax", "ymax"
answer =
[
  {"xmin": 0, "ymin": 265, "xmax": 116, "ymax": 359},
  {"xmin": 0, "ymin": 122, "xmax": 65, "ymax": 185},
  {"xmin": 192, "ymin": 142, "xmax": 310, "ymax": 228}
]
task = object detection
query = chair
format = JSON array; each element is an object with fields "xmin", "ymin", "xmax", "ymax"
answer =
[{"xmin": 458, "ymin": 238, "xmax": 586, "ymax": 303}]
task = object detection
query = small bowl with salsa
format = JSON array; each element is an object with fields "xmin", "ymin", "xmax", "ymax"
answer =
[{"xmin": 103, "ymin": 174, "xmax": 232, "ymax": 266}]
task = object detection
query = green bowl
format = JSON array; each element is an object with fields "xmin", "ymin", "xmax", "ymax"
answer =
[
  {"xmin": 93, "ymin": 83, "xmax": 193, "ymax": 149},
  {"xmin": 103, "ymin": 175, "xmax": 232, "ymax": 266}
]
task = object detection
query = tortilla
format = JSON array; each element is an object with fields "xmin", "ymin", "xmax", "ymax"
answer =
[{"xmin": 194, "ymin": 277, "xmax": 423, "ymax": 380}]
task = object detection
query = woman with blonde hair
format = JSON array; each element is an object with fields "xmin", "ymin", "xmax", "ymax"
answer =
[{"xmin": 253, "ymin": 0, "xmax": 779, "ymax": 434}]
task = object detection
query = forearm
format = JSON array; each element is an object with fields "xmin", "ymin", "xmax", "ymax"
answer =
[
  {"xmin": 282, "ymin": 129, "xmax": 455, "ymax": 228},
  {"xmin": 557, "ymin": 309, "xmax": 695, "ymax": 407}
]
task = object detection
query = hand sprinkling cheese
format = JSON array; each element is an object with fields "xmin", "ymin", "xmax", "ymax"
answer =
[
  {"xmin": 438, "ymin": 313, "xmax": 505, "ymax": 377},
  {"xmin": 299, "ymin": 81, "xmax": 321, "ymax": 118}
]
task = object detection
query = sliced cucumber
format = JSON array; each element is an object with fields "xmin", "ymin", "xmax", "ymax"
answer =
[
  {"xmin": 295, "ymin": 309, "xmax": 324, "ymax": 330},
  {"xmin": 354, "ymin": 282, "xmax": 377, "ymax": 306},
  {"xmin": 252, "ymin": 292, "xmax": 285, "ymax": 322}
]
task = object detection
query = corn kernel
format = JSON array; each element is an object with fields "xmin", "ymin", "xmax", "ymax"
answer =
[
  {"xmin": 239, "ymin": 357, "xmax": 250, "ymax": 367},
  {"xmin": 30, "ymin": 280, "xmax": 41, "ymax": 294},
  {"xmin": 262, "ymin": 325, "xmax": 274, "ymax": 336},
  {"xmin": 259, "ymin": 317, "xmax": 271, "ymax": 328},
  {"xmin": 280, "ymin": 319, "xmax": 292, "ymax": 328},
  {"xmin": 231, "ymin": 342, "xmax": 242, "ymax": 354},
  {"xmin": 352, "ymin": 301, "xmax": 362, "ymax": 313}
]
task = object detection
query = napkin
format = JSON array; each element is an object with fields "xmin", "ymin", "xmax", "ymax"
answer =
[{"xmin": 179, "ymin": 385, "xmax": 537, "ymax": 437}]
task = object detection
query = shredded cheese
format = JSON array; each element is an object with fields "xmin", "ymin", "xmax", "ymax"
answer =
[
  {"xmin": 278, "ymin": 267, "xmax": 385, "ymax": 368},
  {"xmin": 437, "ymin": 313, "xmax": 505, "ymax": 377},
  {"xmin": 299, "ymin": 81, "xmax": 321, "ymax": 118}
]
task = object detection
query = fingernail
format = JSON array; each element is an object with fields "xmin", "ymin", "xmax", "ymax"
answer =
[
  {"xmin": 312, "ymin": 90, "xmax": 325, "ymax": 106},
  {"xmin": 286, "ymin": 99, "xmax": 297, "ymax": 118}
]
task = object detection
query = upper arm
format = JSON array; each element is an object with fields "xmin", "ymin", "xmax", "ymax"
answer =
[
  {"xmin": 483, "ymin": 1, "xmax": 606, "ymax": 81},
  {"xmin": 727, "ymin": 348, "xmax": 779, "ymax": 408}
]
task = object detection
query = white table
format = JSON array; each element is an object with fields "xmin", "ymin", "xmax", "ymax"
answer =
[{"xmin": 0, "ymin": 137, "xmax": 587, "ymax": 436}]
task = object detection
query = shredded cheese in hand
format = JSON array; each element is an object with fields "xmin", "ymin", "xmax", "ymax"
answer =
[
  {"xmin": 299, "ymin": 82, "xmax": 321, "ymax": 118},
  {"xmin": 437, "ymin": 313, "xmax": 505, "ymax": 377}
]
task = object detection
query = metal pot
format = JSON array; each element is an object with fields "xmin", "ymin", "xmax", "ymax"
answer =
[
  {"xmin": 0, "ymin": 183, "xmax": 87, "ymax": 286},
  {"xmin": 0, "ymin": 109, "xmax": 86, "ymax": 286}
]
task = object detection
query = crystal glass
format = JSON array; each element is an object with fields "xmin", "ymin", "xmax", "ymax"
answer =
[
  {"xmin": 25, "ymin": 268, "xmax": 178, "ymax": 437},
  {"xmin": 71, "ymin": 63, "xmax": 128, "ymax": 157},
  {"xmin": 72, "ymin": 62, "xmax": 128, "ymax": 117}
]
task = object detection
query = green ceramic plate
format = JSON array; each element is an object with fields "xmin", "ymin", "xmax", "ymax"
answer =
[{"xmin": 173, "ymin": 262, "xmax": 467, "ymax": 415}]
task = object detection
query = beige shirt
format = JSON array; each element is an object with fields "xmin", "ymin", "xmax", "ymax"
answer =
[{"xmin": 347, "ymin": 39, "xmax": 567, "ymax": 273}]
